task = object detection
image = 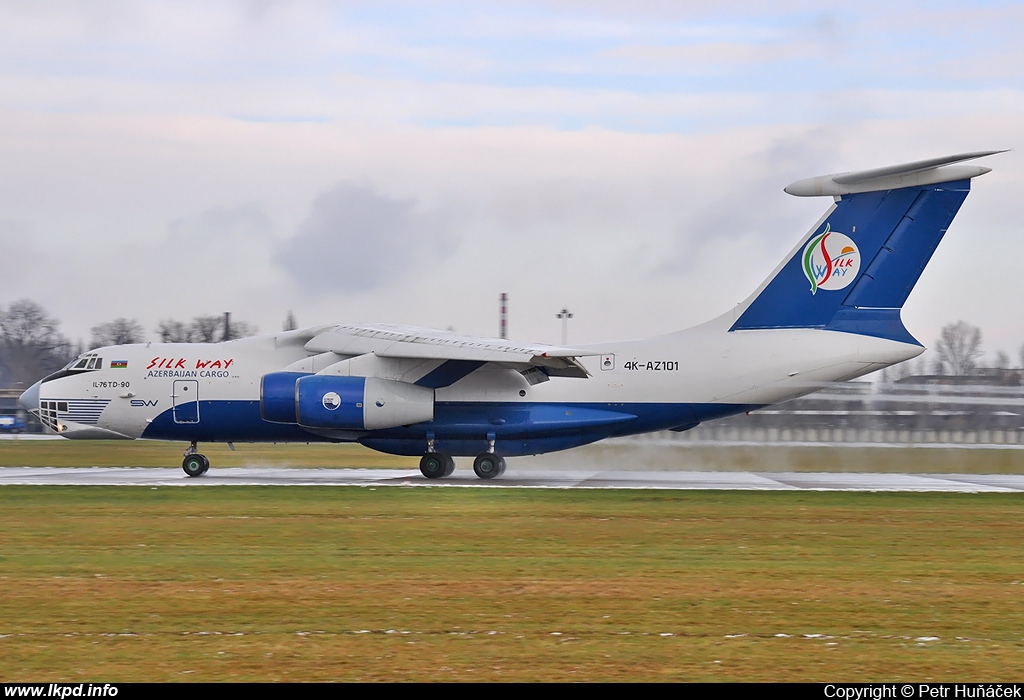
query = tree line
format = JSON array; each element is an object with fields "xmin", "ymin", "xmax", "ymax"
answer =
[
  {"xmin": 0, "ymin": 299, "xmax": 294, "ymax": 389},
  {"xmin": 887, "ymin": 320, "xmax": 1023, "ymax": 381}
]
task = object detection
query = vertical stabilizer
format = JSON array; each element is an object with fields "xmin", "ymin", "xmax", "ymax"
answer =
[{"xmin": 729, "ymin": 152, "xmax": 1001, "ymax": 344}]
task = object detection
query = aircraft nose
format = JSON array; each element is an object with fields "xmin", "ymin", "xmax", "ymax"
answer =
[{"xmin": 19, "ymin": 380, "xmax": 40, "ymax": 411}]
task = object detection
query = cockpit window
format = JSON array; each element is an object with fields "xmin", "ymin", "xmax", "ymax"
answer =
[
  {"xmin": 42, "ymin": 353, "xmax": 104, "ymax": 383},
  {"xmin": 68, "ymin": 354, "xmax": 103, "ymax": 372}
]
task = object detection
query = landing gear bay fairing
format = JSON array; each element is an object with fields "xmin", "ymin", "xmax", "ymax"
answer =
[{"xmin": 20, "ymin": 152, "xmax": 1001, "ymax": 478}]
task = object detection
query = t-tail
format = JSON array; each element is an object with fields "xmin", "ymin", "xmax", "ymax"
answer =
[{"xmin": 730, "ymin": 151, "xmax": 1004, "ymax": 345}]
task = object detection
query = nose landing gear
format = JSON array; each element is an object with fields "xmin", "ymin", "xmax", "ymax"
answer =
[{"xmin": 182, "ymin": 442, "xmax": 210, "ymax": 477}]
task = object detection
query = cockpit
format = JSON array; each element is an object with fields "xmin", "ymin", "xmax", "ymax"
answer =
[
  {"xmin": 66, "ymin": 353, "xmax": 105, "ymax": 372},
  {"xmin": 23, "ymin": 353, "xmax": 110, "ymax": 433},
  {"xmin": 37, "ymin": 352, "xmax": 106, "ymax": 384}
]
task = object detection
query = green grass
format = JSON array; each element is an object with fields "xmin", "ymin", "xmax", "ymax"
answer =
[
  {"xmin": 1, "ymin": 487, "xmax": 1022, "ymax": 681},
  {"xmin": 0, "ymin": 440, "xmax": 416, "ymax": 468}
]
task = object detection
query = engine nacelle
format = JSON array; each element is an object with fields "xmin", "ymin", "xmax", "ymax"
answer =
[
  {"xmin": 260, "ymin": 372, "xmax": 434, "ymax": 430},
  {"xmin": 260, "ymin": 371, "xmax": 310, "ymax": 424}
]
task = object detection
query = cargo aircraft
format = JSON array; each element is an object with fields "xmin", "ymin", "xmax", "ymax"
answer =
[{"xmin": 20, "ymin": 151, "xmax": 1002, "ymax": 478}]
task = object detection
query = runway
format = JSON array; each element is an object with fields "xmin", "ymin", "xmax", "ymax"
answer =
[{"xmin": 1, "ymin": 466, "xmax": 1023, "ymax": 491}]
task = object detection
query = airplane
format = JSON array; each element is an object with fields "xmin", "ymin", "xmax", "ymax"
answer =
[{"xmin": 19, "ymin": 150, "xmax": 1003, "ymax": 479}]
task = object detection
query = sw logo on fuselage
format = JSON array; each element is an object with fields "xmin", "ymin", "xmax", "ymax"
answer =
[{"xmin": 801, "ymin": 224, "xmax": 860, "ymax": 294}]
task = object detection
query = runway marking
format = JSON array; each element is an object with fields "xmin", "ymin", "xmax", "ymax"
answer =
[{"xmin": 0, "ymin": 467, "xmax": 1021, "ymax": 492}]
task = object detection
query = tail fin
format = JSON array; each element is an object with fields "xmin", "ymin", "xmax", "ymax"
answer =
[{"xmin": 730, "ymin": 151, "xmax": 1003, "ymax": 344}]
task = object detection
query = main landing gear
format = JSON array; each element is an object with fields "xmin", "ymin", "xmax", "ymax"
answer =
[
  {"xmin": 419, "ymin": 452, "xmax": 456, "ymax": 479},
  {"xmin": 418, "ymin": 451, "xmax": 507, "ymax": 480},
  {"xmin": 182, "ymin": 441, "xmax": 210, "ymax": 477},
  {"xmin": 472, "ymin": 453, "xmax": 506, "ymax": 479}
]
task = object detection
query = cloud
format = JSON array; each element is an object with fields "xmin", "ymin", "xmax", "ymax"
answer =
[
  {"xmin": 276, "ymin": 183, "xmax": 456, "ymax": 294},
  {"xmin": 601, "ymin": 40, "xmax": 824, "ymax": 74},
  {"xmin": 0, "ymin": 219, "xmax": 36, "ymax": 296},
  {"xmin": 166, "ymin": 203, "xmax": 272, "ymax": 246},
  {"xmin": 648, "ymin": 128, "xmax": 841, "ymax": 279},
  {"xmin": 0, "ymin": 1, "xmax": 1021, "ymax": 354}
]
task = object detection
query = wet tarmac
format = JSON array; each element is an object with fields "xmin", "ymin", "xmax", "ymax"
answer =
[{"xmin": 1, "ymin": 466, "xmax": 1022, "ymax": 492}]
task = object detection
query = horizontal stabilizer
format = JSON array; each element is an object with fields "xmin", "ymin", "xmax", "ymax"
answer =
[{"xmin": 785, "ymin": 151, "xmax": 1004, "ymax": 197}]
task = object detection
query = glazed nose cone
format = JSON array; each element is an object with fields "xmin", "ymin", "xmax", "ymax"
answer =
[{"xmin": 19, "ymin": 380, "xmax": 40, "ymax": 411}]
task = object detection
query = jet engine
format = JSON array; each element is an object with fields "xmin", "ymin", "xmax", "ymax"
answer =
[{"xmin": 260, "ymin": 372, "xmax": 434, "ymax": 430}]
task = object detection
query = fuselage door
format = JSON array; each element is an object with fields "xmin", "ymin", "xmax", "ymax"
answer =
[{"xmin": 172, "ymin": 380, "xmax": 200, "ymax": 424}]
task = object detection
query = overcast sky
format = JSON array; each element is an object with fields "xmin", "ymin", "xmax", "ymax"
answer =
[{"xmin": 1, "ymin": 0, "xmax": 1021, "ymax": 362}]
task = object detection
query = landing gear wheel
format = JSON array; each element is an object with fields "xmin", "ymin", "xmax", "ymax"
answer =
[
  {"xmin": 443, "ymin": 455, "xmax": 456, "ymax": 477},
  {"xmin": 473, "ymin": 453, "xmax": 505, "ymax": 479},
  {"xmin": 182, "ymin": 454, "xmax": 207, "ymax": 477},
  {"xmin": 420, "ymin": 453, "xmax": 448, "ymax": 479}
]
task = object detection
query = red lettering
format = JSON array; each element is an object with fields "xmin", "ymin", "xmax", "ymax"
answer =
[
  {"xmin": 175, "ymin": 359, "xmax": 186, "ymax": 369},
  {"xmin": 195, "ymin": 359, "xmax": 209, "ymax": 369},
  {"xmin": 147, "ymin": 357, "xmax": 160, "ymax": 370},
  {"xmin": 223, "ymin": 359, "xmax": 234, "ymax": 370},
  {"xmin": 209, "ymin": 360, "xmax": 222, "ymax": 369}
]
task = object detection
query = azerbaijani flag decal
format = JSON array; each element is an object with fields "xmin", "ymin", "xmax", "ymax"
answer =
[{"xmin": 110, "ymin": 360, "xmax": 128, "ymax": 369}]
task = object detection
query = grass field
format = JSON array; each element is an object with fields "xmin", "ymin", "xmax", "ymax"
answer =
[
  {"xmin": 1, "ymin": 486, "xmax": 1023, "ymax": 681},
  {"xmin": 0, "ymin": 440, "xmax": 417, "ymax": 469}
]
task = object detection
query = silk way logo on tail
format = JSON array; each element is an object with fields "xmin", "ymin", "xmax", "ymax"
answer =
[{"xmin": 801, "ymin": 224, "xmax": 860, "ymax": 294}]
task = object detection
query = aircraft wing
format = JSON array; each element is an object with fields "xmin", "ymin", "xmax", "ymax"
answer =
[{"xmin": 304, "ymin": 323, "xmax": 597, "ymax": 378}]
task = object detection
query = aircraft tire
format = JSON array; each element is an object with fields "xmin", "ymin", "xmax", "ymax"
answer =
[
  {"xmin": 420, "ymin": 453, "xmax": 448, "ymax": 479},
  {"xmin": 442, "ymin": 455, "xmax": 456, "ymax": 477},
  {"xmin": 473, "ymin": 453, "xmax": 503, "ymax": 479},
  {"xmin": 182, "ymin": 454, "xmax": 206, "ymax": 478},
  {"xmin": 200, "ymin": 455, "xmax": 210, "ymax": 474}
]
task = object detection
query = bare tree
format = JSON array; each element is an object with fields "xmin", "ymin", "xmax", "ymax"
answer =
[
  {"xmin": 155, "ymin": 315, "xmax": 258, "ymax": 343},
  {"xmin": 156, "ymin": 319, "xmax": 194, "ymax": 343},
  {"xmin": 223, "ymin": 320, "xmax": 257, "ymax": 341},
  {"xmin": 935, "ymin": 321, "xmax": 983, "ymax": 376},
  {"xmin": 995, "ymin": 350, "xmax": 1010, "ymax": 369},
  {"xmin": 190, "ymin": 315, "xmax": 223, "ymax": 343},
  {"xmin": 90, "ymin": 318, "xmax": 145, "ymax": 348},
  {"xmin": 283, "ymin": 310, "xmax": 298, "ymax": 331},
  {"xmin": 0, "ymin": 299, "xmax": 74, "ymax": 388}
]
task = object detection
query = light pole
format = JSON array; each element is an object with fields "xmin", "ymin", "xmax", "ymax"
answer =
[
  {"xmin": 499, "ymin": 292, "xmax": 508, "ymax": 339},
  {"xmin": 556, "ymin": 308, "xmax": 573, "ymax": 345}
]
